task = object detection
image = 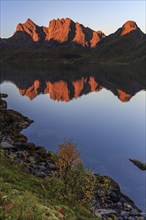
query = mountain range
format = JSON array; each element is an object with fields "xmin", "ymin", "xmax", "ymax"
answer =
[{"xmin": 0, "ymin": 18, "xmax": 146, "ymax": 63}]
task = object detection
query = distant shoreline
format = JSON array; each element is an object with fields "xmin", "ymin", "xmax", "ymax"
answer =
[{"xmin": 0, "ymin": 57, "xmax": 145, "ymax": 66}]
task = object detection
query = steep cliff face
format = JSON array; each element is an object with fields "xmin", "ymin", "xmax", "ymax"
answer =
[
  {"xmin": 15, "ymin": 18, "xmax": 47, "ymax": 44},
  {"xmin": 46, "ymin": 18, "xmax": 74, "ymax": 43},
  {"xmin": 45, "ymin": 18, "xmax": 105, "ymax": 47},
  {"xmin": 3, "ymin": 19, "xmax": 46, "ymax": 48},
  {"xmin": 73, "ymin": 22, "xmax": 88, "ymax": 47},
  {"xmin": 1, "ymin": 18, "xmax": 105, "ymax": 49},
  {"xmin": 16, "ymin": 19, "xmax": 40, "ymax": 42},
  {"xmin": 90, "ymin": 31, "xmax": 105, "ymax": 48}
]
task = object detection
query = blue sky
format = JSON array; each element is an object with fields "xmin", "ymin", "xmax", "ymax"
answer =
[{"xmin": 0, "ymin": 0, "xmax": 145, "ymax": 38}]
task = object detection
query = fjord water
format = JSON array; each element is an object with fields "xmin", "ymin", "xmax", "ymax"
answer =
[{"xmin": 1, "ymin": 64, "xmax": 146, "ymax": 211}]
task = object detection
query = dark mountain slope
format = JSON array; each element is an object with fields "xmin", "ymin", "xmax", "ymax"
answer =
[{"xmin": 90, "ymin": 21, "xmax": 146, "ymax": 63}]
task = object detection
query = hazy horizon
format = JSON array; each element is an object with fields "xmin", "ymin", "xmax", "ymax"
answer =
[{"xmin": 1, "ymin": 0, "xmax": 145, "ymax": 38}]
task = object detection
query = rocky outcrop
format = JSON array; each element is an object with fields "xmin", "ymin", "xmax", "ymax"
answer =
[
  {"xmin": 16, "ymin": 19, "xmax": 43, "ymax": 42},
  {"xmin": 129, "ymin": 159, "xmax": 146, "ymax": 170},
  {"xmin": 2, "ymin": 19, "xmax": 46, "ymax": 49},
  {"xmin": 92, "ymin": 176, "xmax": 145, "ymax": 219},
  {"xmin": 121, "ymin": 21, "xmax": 138, "ymax": 36},
  {"xmin": 93, "ymin": 20, "xmax": 146, "ymax": 63},
  {"xmin": 0, "ymin": 93, "xmax": 56, "ymax": 177},
  {"xmin": 90, "ymin": 31, "xmax": 105, "ymax": 48},
  {"xmin": 46, "ymin": 18, "xmax": 75, "ymax": 43},
  {"xmin": 104, "ymin": 20, "xmax": 145, "ymax": 41},
  {"xmin": 73, "ymin": 22, "xmax": 89, "ymax": 47}
]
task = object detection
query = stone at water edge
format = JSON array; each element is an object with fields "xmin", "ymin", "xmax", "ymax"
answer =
[
  {"xmin": 0, "ymin": 99, "xmax": 7, "ymax": 109},
  {"xmin": 129, "ymin": 158, "xmax": 146, "ymax": 170},
  {"xmin": 0, "ymin": 93, "xmax": 8, "ymax": 98}
]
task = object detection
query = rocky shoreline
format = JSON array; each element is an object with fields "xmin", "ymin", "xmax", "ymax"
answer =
[{"xmin": 0, "ymin": 93, "xmax": 145, "ymax": 220}]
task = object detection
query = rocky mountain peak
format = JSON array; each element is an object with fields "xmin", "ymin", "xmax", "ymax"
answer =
[
  {"xmin": 121, "ymin": 20, "xmax": 138, "ymax": 36},
  {"xmin": 25, "ymin": 18, "xmax": 36, "ymax": 27},
  {"xmin": 46, "ymin": 18, "xmax": 75, "ymax": 43},
  {"xmin": 13, "ymin": 18, "xmax": 106, "ymax": 47},
  {"xmin": 16, "ymin": 18, "xmax": 41, "ymax": 42},
  {"xmin": 97, "ymin": 31, "xmax": 106, "ymax": 38},
  {"xmin": 16, "ymin": 18, "xmax": 37, "ymax": 32},
  {"xmin": 48, "ymin": 17, "xmax": 74, "ymax": 30}
]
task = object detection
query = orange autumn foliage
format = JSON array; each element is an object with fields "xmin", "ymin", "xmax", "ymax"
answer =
[{"xmin": 57, "ymin": 142, "xmax": 81, "ymax": 174}]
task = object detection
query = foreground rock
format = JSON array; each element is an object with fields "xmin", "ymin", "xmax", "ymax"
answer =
[
  {"xmin": 0, "ymin": 93, "xmax": 145, "ymax": 219},
  {"xmin": 129, "ymin": 159, "xmax": 146, "ymax": 171},
  {"xmin": 92, "ymin": 176, "xmax": 146, "ymax": 219}
]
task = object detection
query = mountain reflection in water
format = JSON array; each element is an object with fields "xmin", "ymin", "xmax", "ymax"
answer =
[{"xmin": 1, "ymin": 63, "xmax": 146, "ymax": 102}]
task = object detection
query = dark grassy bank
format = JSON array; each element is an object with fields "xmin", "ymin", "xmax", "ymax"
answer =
[{"xmin": 0, "ymin": 42, "xmax": 146, "ymax": 65}]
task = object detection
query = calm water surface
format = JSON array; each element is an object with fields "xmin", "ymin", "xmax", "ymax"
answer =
[{"xmin": 1, "ymin": 64, "xmax": 146, "ymax": 211}]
